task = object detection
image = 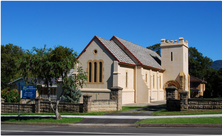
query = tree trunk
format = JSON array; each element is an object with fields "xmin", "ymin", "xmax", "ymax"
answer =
[
  {"xmin": 55, "ymin": 99, "xmax": 61, "ymax": 119},
  {"xmin": 47, "ymin": 85, "xmax": 61, "ymax": 120}
]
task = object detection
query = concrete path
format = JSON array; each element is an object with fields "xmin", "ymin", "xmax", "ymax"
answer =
[
  {"xmin": 103, "ymin": 100, "xmax": 167, "ymax": 116},
  {"xmin": 2, "ymin": 114, "xmax": 222, "ymax": 119},
  {"xmin": 122, "ymin": 100, "xmax": 166, "ymax": 106},
  {"xmin": 104, "ymin": 105, "xmax": 166, "ymax": 116}
]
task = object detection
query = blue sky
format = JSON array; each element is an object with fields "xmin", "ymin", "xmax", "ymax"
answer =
[{"xmin": 1, "ymin": 1, "xmax": 222, "ymax": 61}]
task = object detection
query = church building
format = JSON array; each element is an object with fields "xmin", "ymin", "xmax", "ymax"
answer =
[{"xmin": 71, "ymin": 36, "xmax": 190, "ymax": 104}]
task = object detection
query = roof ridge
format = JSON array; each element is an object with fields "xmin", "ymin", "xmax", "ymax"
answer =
[
  {"xmin": 112, "ymin": 36, "xmax": 164, "ymax": 71},
  {"xmin": 96, "ymin": 36, "xmax": 109, "ymax": 41},
  {"xmin": 114, "ymin": 36, "xmax": 161, "ymax": 56},
  {"xmin": 98, "ymin": 36, "xmax": 137, "ymax": 65},
  {"xmin": 97, "ymin": 36, "xmax": 116, "ymax": 44}
]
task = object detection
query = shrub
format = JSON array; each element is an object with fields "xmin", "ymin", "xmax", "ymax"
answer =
[{"xmin": 1, "ymin": 87, "xmax": 19, "ymax": 102}]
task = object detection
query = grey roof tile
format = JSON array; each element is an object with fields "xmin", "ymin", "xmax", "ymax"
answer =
[
  {"xmin": 114, "ymin": 36, "xmax": 163, "ymax": 70},
  {"xmin": 97, "ymin": 36, "xmax": 137, "ymax": 65}
]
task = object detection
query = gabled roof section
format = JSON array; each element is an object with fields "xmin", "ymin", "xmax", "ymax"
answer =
[
  {"xmin": 77, "ymin": 36, "xmax": 119, "ymax": 61},
  {"xmin": 76, "ymin": 36, "xmax": 137, "ymax": 66},
  {"xmin": 111, "ymin": 36, "xmax": 164, "ymax": 71},
  {"xmin": 76, "ymin": 35, "xmax": 164, "ymax": 71},
  {"xmin": 97, "ymin": 36, "xmax": 137, "ymax": 65},
  {"xmin": 7, "ymin": 77, "xmax": 23, "ymax": 85}
]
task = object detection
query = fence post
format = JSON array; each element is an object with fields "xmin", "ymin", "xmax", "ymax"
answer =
[
  {"xmin": 1, "ymin": 98, "xmax": 5, "ymax": 113},
  {"xmin": 180, "ymin": 91, "xmax": 188, "ymax": 111},
  {"xmin": 35, "ymin": 98, "xmax": 40, "ymax": 113},
  {"xmin": 165, "ymin": 85, "xmax": 178, "ymax": 100},
  {"xmin": 83, "ymin": 95, "xmax": 92, "ymax": 113},
  {"xmin": 165, "ymin": 85, "xmax": 178, "ymax": 111},
  {"xmin": 110, "ymin": 86, "xmax": 123, "ymax": 111}
]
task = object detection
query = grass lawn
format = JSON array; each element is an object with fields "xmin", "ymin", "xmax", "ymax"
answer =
[
  {"xmin": 136, "ymin": 117, "xmax": 222, "ymax": 124},
  {"xmin": 153, "ymin": 109, "xmax": 222, "ymax": 116},
  {"xmin": 1, "ymin": 117, "xmax": 83, "ymax": 123},
  {"xmin": 1, "ymin": 106, "xmax": 147, "ymax": 116}
]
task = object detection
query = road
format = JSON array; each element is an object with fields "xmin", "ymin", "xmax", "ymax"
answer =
[{"xmin": 1, "ymin": 124, "xmax": 222, "ymax": 135}]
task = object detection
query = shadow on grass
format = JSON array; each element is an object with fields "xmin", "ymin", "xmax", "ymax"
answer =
[
  {"xmin": 2, "ymin": 117, "xmax": 55, "ymax": 121},
  {"xmin": 1, "ymin": 117, "xmax": 83, "ymax": 123},
  {"xmin": 133, "ymin": 105, "xmax": 166, "ymax": 113}
]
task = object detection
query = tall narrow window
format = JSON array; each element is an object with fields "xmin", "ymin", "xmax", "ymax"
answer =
[
  {"xmin": 94, "ymin": 62, "xmax": 97, "ymax": 82},
  {"xmin": 99, "ymin": 62, "xmax": 102, "ymax": 82},
  {"xmin": 171, "ymin": 52, "xmax": 173, "ymax": 61},
  {"xmin": 126, "ymin": 72, "xmax": 128, "ymax": 88},
  {"xmin": 145, "ymin": 73, "xmax": 147, "ymax": 83},
  {"xmin": 153, "ymin": 74, "xmax": 155, "ymax": 89},
  {"xmin": 89, "ymin": 62, "xmax": 92, "ymax": 82}
]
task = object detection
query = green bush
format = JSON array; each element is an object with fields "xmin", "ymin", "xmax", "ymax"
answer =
[{"xmin": 1, "ymin": 87, "xmax": 19, "ymax": 102}]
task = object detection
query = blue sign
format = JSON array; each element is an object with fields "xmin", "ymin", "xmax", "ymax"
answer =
[{"xmin": 22, "ymin": 85, "xmax": 36, "ymax": 98}]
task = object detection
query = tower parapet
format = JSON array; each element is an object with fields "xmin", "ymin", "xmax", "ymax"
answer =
[{"xmin": 161, "ymin": 37, "xmax": 188, "ymax": 48}]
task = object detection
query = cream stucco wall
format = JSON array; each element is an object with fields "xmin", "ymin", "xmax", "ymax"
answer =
[
  {"xmin": 141, "ymin": 68, "xmax": 164, "ymax": 102},
  {"xmin": 118, "ymin": 65, "xmax": 135, "ymax": 104},
  {"xmin": 136, "ymin": 66, "xmax": 149, "ymax": 103},
  {"xmin": 161, "ymin": 46, "xmax": 185, "ymax": 84}
]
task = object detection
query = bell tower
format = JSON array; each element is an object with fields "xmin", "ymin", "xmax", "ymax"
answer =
[{"xmin": 160, "ymin": 37, "xmax": 189, "ymax": 98}]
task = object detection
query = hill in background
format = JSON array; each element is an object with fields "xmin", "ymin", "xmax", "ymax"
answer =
[{"xmin": 212, "ymin": 60, "xmax": 222, "ymax": 70}]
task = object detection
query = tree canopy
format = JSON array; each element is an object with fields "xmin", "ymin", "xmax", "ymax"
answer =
[
  {"xmin": 188, "ymin": 47, "xmax": 213, "ymax": 79},
  {"xmin": 18, "ymin": 45, "xmax": 87, "ymax": 119},
  {"xmin": 1, "ymin": 44, "xmax": 24, "ymax": 89}
]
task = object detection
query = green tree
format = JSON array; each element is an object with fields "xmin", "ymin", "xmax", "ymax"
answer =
[
  {"xmin": 50, "ymin": 45, "xmax": 87, "ymax": 102},
  {"xmin": 1, "ymin": 44, "xmax": 24, "ymax": 89},
  {"xmin": 62, "ymin": 66, "xmax": 87, "ymax": 103},
  {"xmin": 214, "ymin": 68, "xmax": 222, "ymax": 97},
  {"xmin": 18, "ymin": 45, "xmax": 87, "ymax": 119},
  {"xmin": 203, "ymin": 68, "xmax": 218, "ymax": 97},
  {"xmin": 188, "ymin": 47, "xmax": 213, "ymax": 79}
]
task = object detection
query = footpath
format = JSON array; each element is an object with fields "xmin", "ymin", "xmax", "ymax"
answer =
[{"xmin": 2, "ymin": 101, "xmax": 222, "ymax": 128}]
